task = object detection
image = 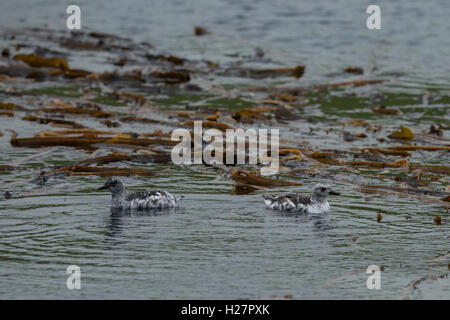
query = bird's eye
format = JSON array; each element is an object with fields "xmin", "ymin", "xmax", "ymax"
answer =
[{"xmin": 321, "ymin": 187, "xmax": 326, "ymax": 192}]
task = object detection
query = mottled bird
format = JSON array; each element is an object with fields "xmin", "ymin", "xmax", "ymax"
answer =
[
  {"xmin": 98, "ymin": 177, "xmax": 183, "ymax": 210},
  {"xmin": 263, "ymin": 183, "xmax": 340, "ymax": 213}
]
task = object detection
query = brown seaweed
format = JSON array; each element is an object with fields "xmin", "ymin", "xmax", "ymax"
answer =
[
  {"xmin": 13, "ymin": 54, "xmax": 69, "ymax": 71},
  {"xmin": 55, "ymin": 165, "xmax": 157, "ymax": 177},
  {"xmin": 230, "ymin": 168, "xmax": 302, "ymax": 187},
  {"xmin": 22, "ymin": 115, "xmax": 85, "ymax": 129}
]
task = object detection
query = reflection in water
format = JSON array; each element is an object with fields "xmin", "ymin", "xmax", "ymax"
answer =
[
  {"xmin": 104, "ymin": 208, "xmax": 185, "ymax": 244},
  {"xmin": 309, "ymin": 212, "xmax": 332, "ymax": 237},
  {"xmin": 106, "ymin": 211, "xmax": 125, "ymax": 240},
  {"xmin": 268, "ymin": 209, "xmax": 332, "ymax": 237}
]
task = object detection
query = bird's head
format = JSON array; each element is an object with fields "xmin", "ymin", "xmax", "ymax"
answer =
[
  {"xmin": 311, "ymin": 183, "xmax": 340, "ymax": 201},
  {"xmin": 98, "ymin": 177, "xmax": 125, "ymax": 196}
]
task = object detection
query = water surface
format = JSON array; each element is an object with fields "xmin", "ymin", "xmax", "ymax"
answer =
[{"xmin": 0, "ymin": 0, "xmax": 449, "ymax": 299}]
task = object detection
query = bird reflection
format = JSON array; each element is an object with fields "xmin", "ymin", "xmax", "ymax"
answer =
[
  {"xmin": 309, "ymin": 212, "xmax": 332, "ymax": 237},
  {"xmin": 107, "ymin": 210, "xmax": 125, "ymax": 237},
  {"xmin": 104, "ymin": 207, "xmax": 184, "ymax": 246},
  {"xmin": 268, "ymin": 209, "xmax": 333, "ymax": 237}
]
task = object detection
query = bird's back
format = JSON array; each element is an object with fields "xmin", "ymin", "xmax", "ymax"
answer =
[
  {"xmin": 263, "ymin": 193, "xmax": 311, "ymax": 212},
  {"xmin": 125, "ymin": 190, "xmax": 182, "ymax": 209}
]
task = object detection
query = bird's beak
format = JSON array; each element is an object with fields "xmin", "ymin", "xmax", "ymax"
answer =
[
  {"xmin": 329, "ymin": 190, "xmax": 340, "ymax": 196},
  {"xmin": 98, "ymin": 184, "xmax": 108, "ymax": 190}
]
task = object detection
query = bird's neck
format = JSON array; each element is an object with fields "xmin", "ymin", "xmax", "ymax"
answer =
[
  {"xmin": 111, "ymin": 189, "xmax": 126, "ymax": 201},
  {"xmin": 311, "ymin": 194, "xmax": 326, "ymax": 203}
]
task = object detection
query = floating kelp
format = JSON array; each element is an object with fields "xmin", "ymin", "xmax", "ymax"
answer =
[
  {"xmin": 47, "ymin": 68, "xmax": 92, "ymax": 79},
  {"xmin": 359, "ymin": 186, "xmax": 450, "ymax": 209},
  {"xmin": 394, "ymin": 174, "xmax": 430, "ymax": 187},
  {"xmin": 0, "ymin": 111, "xmax": 14, "ymax": 117},
  {"xmin": 231, "ymin": 183, "xmax": 262, "ymax": 195},
  {"xmin": 112, "ymin": 91, "xmax": 148, "ymax": 105},
  {"xmin": 225, "ymin": 65, "xmax": 305, "ymax": 79},
  {"xmin": 347, "ymin": 119, "xmax": 372, "ymax": 127},
  {"xmin": 310, "ymin": 154, "xmax": 450, "ymax": 174},
  {"xmin": 100, "ymin": 119, "xmax": 121, "ymax": 127},
  {"xmin": 10, "ymin": 131, "xmax": 178, "ymax": 149},
  {"xmin": 415, "ymin": 133, "xmax": 450, "ymax": 143},
  {"xmin": 182, "ymin": 120, "xmax": 235, "ymax": 131},
  {"xmin": 11, "ymin": 135, "xmax": 106, "ymax": 148},
  {"xmin": 361, "ymin": 148, "xmax": 411, "ymax": 157},
  {"xmin": 63, "ymin": 69, "xmax": 91, "ymax": 79},
  {"xmin": 0, "ymin": 165, "xmax": 21, "ymax": 171},
  {"xmin": 359, "ymin": 184, "xmax": 450, "ymax": 198},
  {"xmin": 13, "ymin": 54, "xmax": 69, "ymax": 71},
  {"xmin": 0, "ymin": 102, "xmax": 28, "ymax": 111},
  {"xmin": 427, "ymin": 125, "xmax": 443, "ymax": 137},
  {"xmin": 403, "ymin": 273, "xmax": 448, "ymax": 300},
  {"xmin": 246, "ymin": 79, "xmax": 386, "ymax": 94},
  {"xmin": 33, "ymin": 128, "xmax": 114, "ymax": 136},
  {"xmin": 75, "ymin": 153, "xmax": 132, "ymax": 165},
  {"xmin": 230, "ymin": 168, "xmax": 302, "ymax": 187},
  {"xmin": 194, "ymin": 26, "xmax": 210, "ymax": 36},
  {"xmin": 388, "ymin": 126, "xmax": 414, "ymax": 140},
  {"xmin": 1, "ymin": 27, "xmax": 449, "ymax": 233},
  {"xmin": 0, "ymin": 74, "xmax": 20, "ymax": 81},
  {"xmin": 434, "ymin": 215, "xmax": 442, "ymax": 225},
  {"xmin": 267, "ymin": 92, "xmax": 297, "ymax": 102},
  {"xmin": 206, "ymin": 111, "xmax": 220, "ymax": 121},
  {"xmin": 386, "ymin": 145, "xmax": 450, "ymax": 151},
  {"xmin": 1, "ymin": 48, "xmax": 10, "ymax": 58},
  {"xmin": 165, "ymin": 109, "xmax": 220, "ymax": 120},
  {"xmin": 344, "ymin": 66, "xmax": 364, "ymax": 74},
  {"xmin": 327, "ymin": 159, "xmax": 409, "ymax": 168},
  {"xmin": 52, "ymin": 165, "xmax": 157, "ymax": 177},
  {"xmin": 377, "ymin": 213, "xmax": 382, "ymax": 223},
  {"xmin": 22, "ymin": 115, "xmax": 85, "ymax": 129},
  {"xmin": 146, "ymin": 54, "xmax": 184, "ymax": 65},
  {"xmin": 120, "ymin": 115, "xmax": 169, "ymax": 125},
  {"xmin": 231, "ymin": 106, "xmax": 277, "ymax": 123},
  {"xmin": 60, "ymin": 40, "xmax": 107, "ymax": 51},
  {"xmin": 150, "ymin": 69, "xmax": 190, "ymax": 84},
  {"xmin": 408, "ymin": 164, "xmax": 450, "ymax": 175},
  {"xmin": 87, "ymin": 69, "xmax": 142, "ymax": 84},
  {"xmin": 60, "ymin": 31, "xmax": 140, "ymax": 52},
  {"xmin": 279, "ymin": 148, "xmax": 304, "ymax": 156},
  {"xmin": 76, "ymin": 152, "xmax": 171, "ymax": 166},
  {"xmin": 372, "ymin": 105, "xmax": 400, "ymax": 115},
  {"xmin": 38, "ymin": 103, "xmax": 113, "ymax": 118},
  {"xmin": 343, "ymin": 131, "xmax": 367, "ymax": 142},
  {"xmin": 140, "ymin": 129, "xmax": 172, "ymax": 138}
]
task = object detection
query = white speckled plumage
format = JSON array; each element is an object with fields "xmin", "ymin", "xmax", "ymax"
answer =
[
  {"xmin": 263, "ymin": 183, "xmax": 339, "ymax": 213},
  {"xmin": 99, "ymin": 177, "xmax": 182, "ymax": 210}
]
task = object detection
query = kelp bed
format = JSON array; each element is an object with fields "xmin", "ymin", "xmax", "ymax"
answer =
[
  {"xmin": 1, "ymin": 28, "xmax": 449, "ymax": 205},
  {"xmin": 0, "ymin": 28, "xmax": 449, "ymax": 298}
]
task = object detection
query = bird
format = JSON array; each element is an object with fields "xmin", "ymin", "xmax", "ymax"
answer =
[
  {"xmin": 98, "ymin": 177, "xmax": 183, "ymax": 210},
  {"xmin": 262, "ymin": 183, "xmax": 340, "ymax": 213}
]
